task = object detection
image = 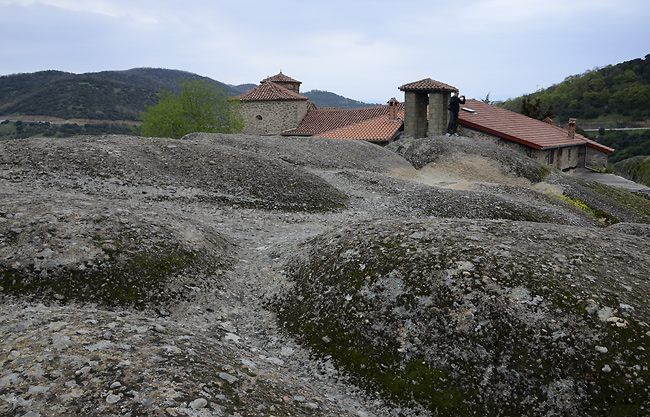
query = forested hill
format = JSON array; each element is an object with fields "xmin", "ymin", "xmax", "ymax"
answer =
[
  {"xmin": 0, "ymin": 68, "xmax": 247, "ymax": 121},
  {"xmin": 302, "ymin": 90, "xmax": 381, "ymax": 109},
  {"xmin": 500, "ymin": 54, "xmax": 650, "ymax": 125}
]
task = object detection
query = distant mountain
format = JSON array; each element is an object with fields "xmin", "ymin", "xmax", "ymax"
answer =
[
  {"xmin": 228, "ymin": 83, "xmax": 257, "ymax": 94},
  {"xmin": 302, "ymin": 90, "xmax": 381, "ymax": 109},
  {"xmin": 500, "ymin": 54, "xmax": 650, "ymax": 125},
  {"xmin": 0, "ymin": 68, "xmax": 244, "ymax": 121}
]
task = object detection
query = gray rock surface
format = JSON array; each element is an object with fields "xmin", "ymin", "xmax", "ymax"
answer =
[
  {"xmin": 1, "ymin": 133, "xmax": 649, "ymax": 416},
  {"xmin": 274, "ymin": 218, "xmax": 650, "ymax": 415}
]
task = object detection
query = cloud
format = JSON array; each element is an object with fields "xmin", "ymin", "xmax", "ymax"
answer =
[
  {"xmin": 0, "ymin": 0, "xmax": 648, "ymax": 102},
  {"xmin": 4, "ymin": 0, "xmax": 122, "ymax": 18}
]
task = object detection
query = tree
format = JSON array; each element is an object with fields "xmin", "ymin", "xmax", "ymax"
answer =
[
  {"xmin": 521, "ymin": 95, "xmax": 541, "ymax": 119},
  {"xmin": 481, "ymin": 91, "xmax": 492, "ymax": 104},
  {"xmin": 540, "ymin": 104, "xmax": 555, "ymax": 121},
  {"xmin": 521, "ymin": 95, "xmax": 554, "ymax": 121},
  {"xmin": 138, "ymin": 80, "xmax": 244, "ymax": 139}
]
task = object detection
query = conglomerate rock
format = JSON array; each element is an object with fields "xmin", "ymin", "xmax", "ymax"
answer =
[{"xmin": 1, "ymin": 133, "xmax": 649, "ymax": 416}]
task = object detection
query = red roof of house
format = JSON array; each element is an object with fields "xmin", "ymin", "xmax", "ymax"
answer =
[
  {"xmin": 399, "ymin": 78, "xmax": 457, "ymax": 92},
  {"xmin": 314, "ymin": 108, "xmax": 405, "ymax": 142},
  {"xmin": 261, "ymin": 72, "xmax": 301, "ymax": 84},
  {"xmin": 282, "ymin": 103, "xmax": 405, "ymax": 136},
  {"xmin": 237, "ymin": 81, "xmax": 309, "ymax": 101},
  {"xmin": 458, "ymin": 99, "xmax": 614, "ymax": 153}
]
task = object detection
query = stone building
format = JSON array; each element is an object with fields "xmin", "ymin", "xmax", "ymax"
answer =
[
  {"xmin": 236, "ymin": 72, "xmax": 310, "ymax": 135},
  {"xmin": 456, "ymin": 99, "xmax": 613, "ymax": 171}
]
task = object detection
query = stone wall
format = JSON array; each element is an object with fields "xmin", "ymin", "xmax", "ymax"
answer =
[
  {"xmin": 459, "ymin": 126, "xmax": 545, "ymax": 162},
  {"xmin": 547, "ymin": 146, "xmax": 584, "ymax": 171},
  {"xmin": 459, "ymin": 126, "xmax": 587, "ymax": 171},
  {"xmin": 403, "ymin": 92, "xmax": 428, "ymax": 138},
  {"xmin": 241, "ymin": 101, "xmax": 308, "ymax": 135},
  {"xmin": 403, "ymin": 92, "xmax": 452, "ymax": 138},
  {"xmin": 427, "ymin": 92, "xmax": 450, "ymax": 136},
  {"xmin": 586, "ymin": 146, "xmax": 609, "ymax": 171}
]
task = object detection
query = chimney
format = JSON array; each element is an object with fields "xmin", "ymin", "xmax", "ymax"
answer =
[
  {"xmin": 388, "ymin": 97, "xmax": 399, "ymax": 121},
  {"xmin": 543, "ymin": 117, "xmax": 553, "ymax": 125},
  {"xmin": 568, "ymin": 118, "xmax": 576, "ymax": 138}
]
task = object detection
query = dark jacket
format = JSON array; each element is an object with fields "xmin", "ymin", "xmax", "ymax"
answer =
[{"xmin": 448, "ymin": 95, "xmax": 466, "ymax": 113}]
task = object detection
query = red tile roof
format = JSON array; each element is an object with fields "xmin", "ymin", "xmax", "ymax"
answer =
[
  {"xmin": 399, "ymin": 78, "xmax": 458, "ymax": 92},
  {"xmin": 237, "ymin": 81, "xmax": 309, "ymax": 101},
  {"xmin": 458, "ymin": 99, "xmax": 614, "ymax": 153},
  {"xmin": 282, "ymin": 103, "xmax": 405, "ymax": 136},
  {"xmin": 315, "ymin": 109, "xmax": 404, "ymax": 142},
  {"xmin": 261, "ymin": 72, "xmax": 301, "ymax": 84}
]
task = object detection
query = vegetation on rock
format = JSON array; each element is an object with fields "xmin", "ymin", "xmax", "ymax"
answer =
[
  {"xmin": 273, "ymin": 219, "xmax": 650, "ymax": 416},
  {"xmin": 615, "ymin": 155, "xmax": 650, "ymax": 187}
]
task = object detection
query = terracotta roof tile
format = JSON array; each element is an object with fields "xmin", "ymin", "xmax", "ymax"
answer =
[
  {"xmin": 315, "ymin": 109, "xmax": 405, "ymax": 142},
  {"xmin": 237, "ymin": 81, "xmax": 309, "ymax": 102},
  {"xmin": 282, "ymin": 103, "xmax": 405, "ymax": 136},
  {"xmin": 261, "ymin": 72, "xmax": 301, "ymax": 84},
  {"xmin": 458, "ymin": 99, "xmax": 614, "ymax": 153},
  {"xmin": 399, "ymin": 78, "xmax": 457, "ymax": 92}
]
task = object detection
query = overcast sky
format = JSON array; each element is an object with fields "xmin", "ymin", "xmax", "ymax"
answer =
[{"xmin": 1, "ymin": 0, "xmax": 648, "ymax": 103}]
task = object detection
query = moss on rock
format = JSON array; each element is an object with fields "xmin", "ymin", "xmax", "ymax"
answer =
[{"xmin": 273, "ymin": 219, "xmax": 650, "ymax": 416}]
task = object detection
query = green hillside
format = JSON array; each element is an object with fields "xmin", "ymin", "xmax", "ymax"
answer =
[
  {"xmin": 0, "ymin": 68, "xmax": 242, "ymax": 121},
  {"xmin": 501, "ymin": 54, "xmax": 650, "ymax": 125},
  {"xmin": 1, "ymin": 75, "xmax": 158, "ymax": 120}
]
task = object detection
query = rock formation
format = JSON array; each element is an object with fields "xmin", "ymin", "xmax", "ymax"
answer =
[{"xmin": 1, "ymin": 133, "xmax": 649, "ymax": 416}]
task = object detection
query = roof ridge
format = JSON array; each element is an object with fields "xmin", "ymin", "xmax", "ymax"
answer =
[
  {"xmin": 399, "ymin": 78, "xmax": 457, "ymax": 92},
  {"xmin": 237, "ymin": 81, "xmax": 308, "ymax": 101},
  {"xmin": 261, "ymin": 72, "xmax": 301, "ymax": 84}
]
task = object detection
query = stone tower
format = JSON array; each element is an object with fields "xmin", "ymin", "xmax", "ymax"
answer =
[{"xmin": 398, "ymin": 78, "xmax": 458, "ymax": 138}]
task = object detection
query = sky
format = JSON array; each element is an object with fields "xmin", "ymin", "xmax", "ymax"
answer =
[{"xmin": 1, "ymin": 0, "xmax": 648, "ymax": 104}]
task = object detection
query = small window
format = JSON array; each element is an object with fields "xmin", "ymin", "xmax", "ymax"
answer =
[{"xmin": 256, "ymin": 115, "xmax": 263, "ymax": 120}]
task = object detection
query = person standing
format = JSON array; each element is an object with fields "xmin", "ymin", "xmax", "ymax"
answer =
[{"xmin": 446, "ymin": 91, "xmax": 466, "ymax": 136}]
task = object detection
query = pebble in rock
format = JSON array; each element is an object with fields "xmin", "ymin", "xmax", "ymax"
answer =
[
  {"xmin": 106, "ymin": 394, "xmax": 121, "ymax": 404},
  {"xmin": 190, "ymin": 398, "xmax": 208, "ymax": 409}
]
